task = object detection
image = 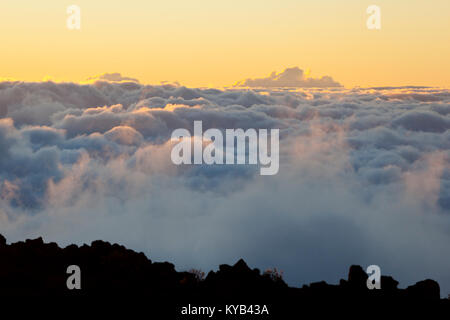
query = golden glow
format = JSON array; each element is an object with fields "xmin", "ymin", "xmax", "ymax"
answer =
[{"xmin": 1, "ymin": 0, "xmax": 449, "ymax": 87}]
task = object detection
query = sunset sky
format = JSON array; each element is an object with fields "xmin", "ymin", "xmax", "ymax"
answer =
[
  {"xmin": 1, "ymin": 0, "xmax": 450, "ymax": 297},
  {"xmin": 1, "ymin": 0, "xmax": 449, "ymax": 87}
]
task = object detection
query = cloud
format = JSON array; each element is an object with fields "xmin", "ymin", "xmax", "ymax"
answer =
[
  {"xmin": 0, "ymin": 79, "xmax": 449, "ymax": 295},
  {"xmin": 234, "ymin": 67, "xmax": 342, "ymax": 88},
  {"xmin": 85, "ymin": 72, "xmax": 140, "ymax": 84},
  {"xmin": 392, "ymin": 111, "xmax": 450, "ymax": 133}
]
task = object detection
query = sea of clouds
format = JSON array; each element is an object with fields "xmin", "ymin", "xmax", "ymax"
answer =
[{"xmin": 0, "ymin": 73, "xmax": 449, "ymax": 294}]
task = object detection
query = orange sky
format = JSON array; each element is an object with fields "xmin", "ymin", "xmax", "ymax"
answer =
[{"xmin": 1, "ymin": 0, "xmax": 449, "ymax": 87}]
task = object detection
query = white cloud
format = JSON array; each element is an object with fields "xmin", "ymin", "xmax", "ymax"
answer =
[
  {"xmin": 85, "ymin": 72, "xmax": 140, "ymax": 84},
  {"xmin": 234, "ymin": 67, "xmax": 342, "ymax": 88},
  {"xmin": 0, "ymin": 78, "xmax": 449, "ymax": 294}
]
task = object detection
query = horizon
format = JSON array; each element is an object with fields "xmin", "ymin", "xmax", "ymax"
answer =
[{"xmin": 2, "ymin": 70, "xmax": 449, "ymax": 90}]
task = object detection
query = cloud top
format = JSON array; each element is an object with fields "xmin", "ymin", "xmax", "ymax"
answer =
[
  {"xmin": 0, "ymin": 78, "xmax": 449, "ymax": 295},
  {"xmin": 235, "ymin": 67, "xmax": 342, "ymax": 88},
  {"xmin": 85, "ymin": 73, "xmax": 140, "ymax": 84}
]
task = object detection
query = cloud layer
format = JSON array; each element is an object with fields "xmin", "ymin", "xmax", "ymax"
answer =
[
  {"xmin": 0, "ymin": 78, "xmax": 449, "ymax": 294},
  {"xmin": 235, "ymin": 67, "xmax": 342, "ymax": 88}
]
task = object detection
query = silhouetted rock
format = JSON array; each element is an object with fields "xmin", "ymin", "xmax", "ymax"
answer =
[
  {"xmin": 0, "ymin": 233, "xmax": 447, "ymax": 315},
  {"xmin": 406, "ymin": 279, "xmax": 441, "ymax": 300},
  {"xmin": 348, "ymin": 265, "xmax": 368, "ymax": 289},
  {"xmin": 381, "ymin": 275, "xmax": 399, "ymax": 291}
]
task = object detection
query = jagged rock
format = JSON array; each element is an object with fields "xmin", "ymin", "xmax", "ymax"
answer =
[
  {"xmin": 406, "ymin": 279, "xmax": 440, "ymax": 299},
  {"xmin": 381, "ymin": 276, "xmax": 399, "ymax": 291},
  {"xmin": 348, "ymin": 265, "xmax": 368, "ymax": 289},
  {"xmin": 0, "ymin": 233, "xmax": 446, "ymax": 307}
]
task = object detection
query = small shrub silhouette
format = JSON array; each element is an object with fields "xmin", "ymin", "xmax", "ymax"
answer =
[
  {"xmin": 188, "ymin": 269, "xmax": 205, "ymax": 282},
  {"xmin": 263, "ymin": 268, "xmax": 284, "ymax": 282}
]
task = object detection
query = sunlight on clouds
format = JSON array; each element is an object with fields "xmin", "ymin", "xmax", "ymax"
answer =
[{"xmin": 0, "ymin": 77, "xmax": 449, "ymax": 294}]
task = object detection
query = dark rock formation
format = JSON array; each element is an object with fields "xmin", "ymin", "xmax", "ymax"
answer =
[{"xmin": 0, "ymin": 234, "xmax": 448, "ymax": 316}]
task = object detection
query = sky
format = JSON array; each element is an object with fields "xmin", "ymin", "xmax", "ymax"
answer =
[
  {"xmin": 1, "ymin": 0, "xmax": 449, "ymax": 87},
  {"xmin": 0, "ymin": 0, "xmax": 449, "ymax": 296}
]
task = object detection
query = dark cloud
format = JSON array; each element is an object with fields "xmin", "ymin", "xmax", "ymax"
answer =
[{"xmin": 392, "ymin": 111, "xmax": 450, "ymax": 133}]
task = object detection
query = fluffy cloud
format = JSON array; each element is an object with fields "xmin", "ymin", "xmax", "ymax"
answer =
[
  {"xmin": 85, "ymin": 72, "xmax": 140, "ymax": 84},
  {"xmin": 0, "ymin": 79, "xmax": 449, "ymax": 295},
  {"xmin": 235, "ymin": 67, "xmax": 342, "ymax": 88}
]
